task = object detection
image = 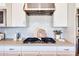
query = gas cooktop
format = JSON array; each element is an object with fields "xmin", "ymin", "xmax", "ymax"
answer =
[{"xmin": 23, "ymin": 37, "xmax": 56, "ymax": 44}]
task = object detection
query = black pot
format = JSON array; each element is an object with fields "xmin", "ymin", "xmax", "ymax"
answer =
[
  {"xmin": 23, "ymin": 37, "xmax": 40, "ymax": 43},
  {"xmin": 41, "ymin": 37, "xmax": 56, "ymax": 43}
]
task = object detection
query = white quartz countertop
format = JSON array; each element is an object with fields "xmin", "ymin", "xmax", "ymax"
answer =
[{"xmin": 0, "ymin": 39, "xmax": 74, "ymax": 46}]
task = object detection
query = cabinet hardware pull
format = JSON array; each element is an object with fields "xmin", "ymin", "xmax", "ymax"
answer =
[
  {"xmin": 18, "ymin": 54, "xmax": 20, "ymax": 56},
  {"xmin": 9, "ymin": 48, "xmax": 14, "ymax": 50},
  {"xmin": 64, "ymin": 49, "xmax": 69, "ymax": 51}
]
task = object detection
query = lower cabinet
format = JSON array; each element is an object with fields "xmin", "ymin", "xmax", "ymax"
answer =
[
  {"xmin": 0, "ymin": 45, "xmax": 76, "ymax": 56},
  {"xmin": 0, "ymin": 45, "xmax": 4, "ymax": 56},
  {"xmin": 22, "ymin": 51, "xmax": 39, "ymax": 56},
  {"xmin": 56, "ymin": 46, "xmax": 75, "ymax": 56},
  {"xmin": 57, "ymin": 51, "xmax": 75, "ymax": 56},
  {"xmin": 4, "ymin": 45, "xmax": 21, "ymax": 56},
  {"xmin": 0, "ymin": 51, "xmax": 4, "ymax": 56},
  {"xmin": 39, "ymin": 51, "xmax": 56, "ymax": 56},
  {"xmin": 4, "ymin": 52, "xmax": 21, "ymax": 56},
  {"xmin": 21, "ymin": 51, "xmax": 56, "ymax": 56},
  {"xmin": 21, "ymin": 46, "xmax": 56, "ymax": 56}
]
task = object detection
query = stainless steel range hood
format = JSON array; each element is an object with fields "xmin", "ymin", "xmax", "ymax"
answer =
[{"xmin": 23, "ymin": 3, "xmax": 55, "ymax": 15}]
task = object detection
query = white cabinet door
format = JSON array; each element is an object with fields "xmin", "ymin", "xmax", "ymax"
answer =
[
  {"xmin": 40, "ymin": 51, "xmax": 56, "ymax": 56},
  {"xmin": 0, "ymin": 3, "xmax": 6, "ymax": 6},
  {"xmin": 22, "ymin": 46, "xmax": 56, "ymax": 51},
  {"xmin": 76, "ymin": 3, "xmax": 79, "ymax": 8},
  {"xmin": 0, "ymin": 45, "xmax": 4, "ymax": 56},
  {"xmin": 4, "ymin": 52, "xmax": 21, "ymax": 56},
  {"xmin": 0, "ymin": 3, "xmax": 12, "ymax": 27},
  {"xmin": 6, "ymin": 3, "xmax": 12, "ymax": 27},
  {"xmin": 22, "ymin": 51, "xmax": 39, "ymax": 56},
  {"xmin": 4, "ymin": 45, "xmax": 21, "ymax": 56},
  {"xmin": 53, "ymin": 3, "xmax": 67, "ymax": 27},
  {"xmin": 4, "ymin": 46, "xmax": 21, "ymax": 52},
  {"xmin": 56, "ymin": 46, "xmax": 75, "ymax": 56},
  {"xmin": 0, "ymin": 3, "xmax": 7, "ymax": 27},
  {"xmin": 22, "ymin": 46, "xmax": 56, "ymax": 56},
  {"xmin": 12, "ymin": 3, "xmax": 26, "ymax": 27},
  {"xmin": 0, "ymin": 3, "xmax": 6, "ymax": 9}
]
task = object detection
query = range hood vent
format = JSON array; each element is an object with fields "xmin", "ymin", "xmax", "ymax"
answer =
[{"xmin": 23, "ymin": 3, "xmax": 55, "ymax": 15}]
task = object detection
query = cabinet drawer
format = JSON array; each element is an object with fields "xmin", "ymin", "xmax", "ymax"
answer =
[
  {"xmin": 4, "ymin": 51, "xmax": 21, "ymax": 56},
  {"xmin": 22, "ymin": 46, "xmax": 56, "ymax": 51},
  {"xmin": 57, "ymin": 51, "xmax": 75, "ymax": 56},
  {"xmin": 57, "ymin": 54, "xmax": 74, "ymax": 56},
  {"xmin": 0, "ymin": 46, "xmax": 4, "ymax": 51},
  {"xmin": 40, "ymin": 51, "xmax": 56, "ymax": 56},
  {"xmin": 4, "ymin": 46, "xmax": 21, "ymax": 52},
  {"xmin": 57, "ymin": 46, "xmax": 75, "ymax": 51},
  {"xmin": 0, "ymin": 52, "xmax": 4, "ymax": 56},
  {"xmin": 0, "ymin": 46, "xmax": 5, "ymax": 56},
  {"xmin": 56, "ymin": 46, "xmax": 75, "ymax": 56},
  {"xmin": 22, "ymin": 51, "xmax": 39, "ymax": 56}
]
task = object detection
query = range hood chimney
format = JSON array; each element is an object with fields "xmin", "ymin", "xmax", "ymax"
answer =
[{"xmin": 23, "ymin": 3, "xmax": 55, "ymax": 15}]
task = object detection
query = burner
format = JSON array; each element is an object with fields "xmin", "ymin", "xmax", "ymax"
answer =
[
  {"xmin": 23, "ymin": 37, "xmax": 56, "ymax": 44},
  {"xmin": 41, "ymin": 37, "xmax": 56, "ymax": 43},
  {"xmin": 23, "ymin": 37, "xmax": 40, "ymax": 43}
]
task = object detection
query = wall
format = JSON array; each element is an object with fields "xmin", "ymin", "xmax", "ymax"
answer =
[
  {"xmin": 0, "ymin": 16, "xmax": 65, "ymax": 39},
  {"xmin": 0, "ymin": 3, "xmax": 76, "ymax": 44},
  {"xmin": 64, "ymin": 3, "xmax": 76, "ymax": 44}
]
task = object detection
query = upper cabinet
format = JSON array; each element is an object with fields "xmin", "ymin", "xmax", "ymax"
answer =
[
  {"xmin": 53, "ymin": 3, "xmax": 67, "ymax": 27},
  {"xmin": 0, "ymin": 3, "xmax": 27, "ymax": 27},
  {"xmin": 6, "ymin": 3, "xmax": 12, "ymax": 27},
  {"xmin": 0, "ymin": 3, "xmax": 6, "ymax": 9},
  {"xmin": 11, "ymin": 3, "xmax": 26, "ymax": 27},
  {"xmin": 76, "ymin": 3, "xmax": 79, "ymax": 8},
  {"xmin": 0, "ymin": 3, "xmax": 7, "ymax": 27}
]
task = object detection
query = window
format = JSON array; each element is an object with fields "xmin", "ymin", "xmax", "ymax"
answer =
[
  {"xmin": 0, "ymin": 9, "xmax": 6, "ymax": 26},
  {"xmin": 0, "ymin": 11, "xmax": 3, "ymax": 23}
]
